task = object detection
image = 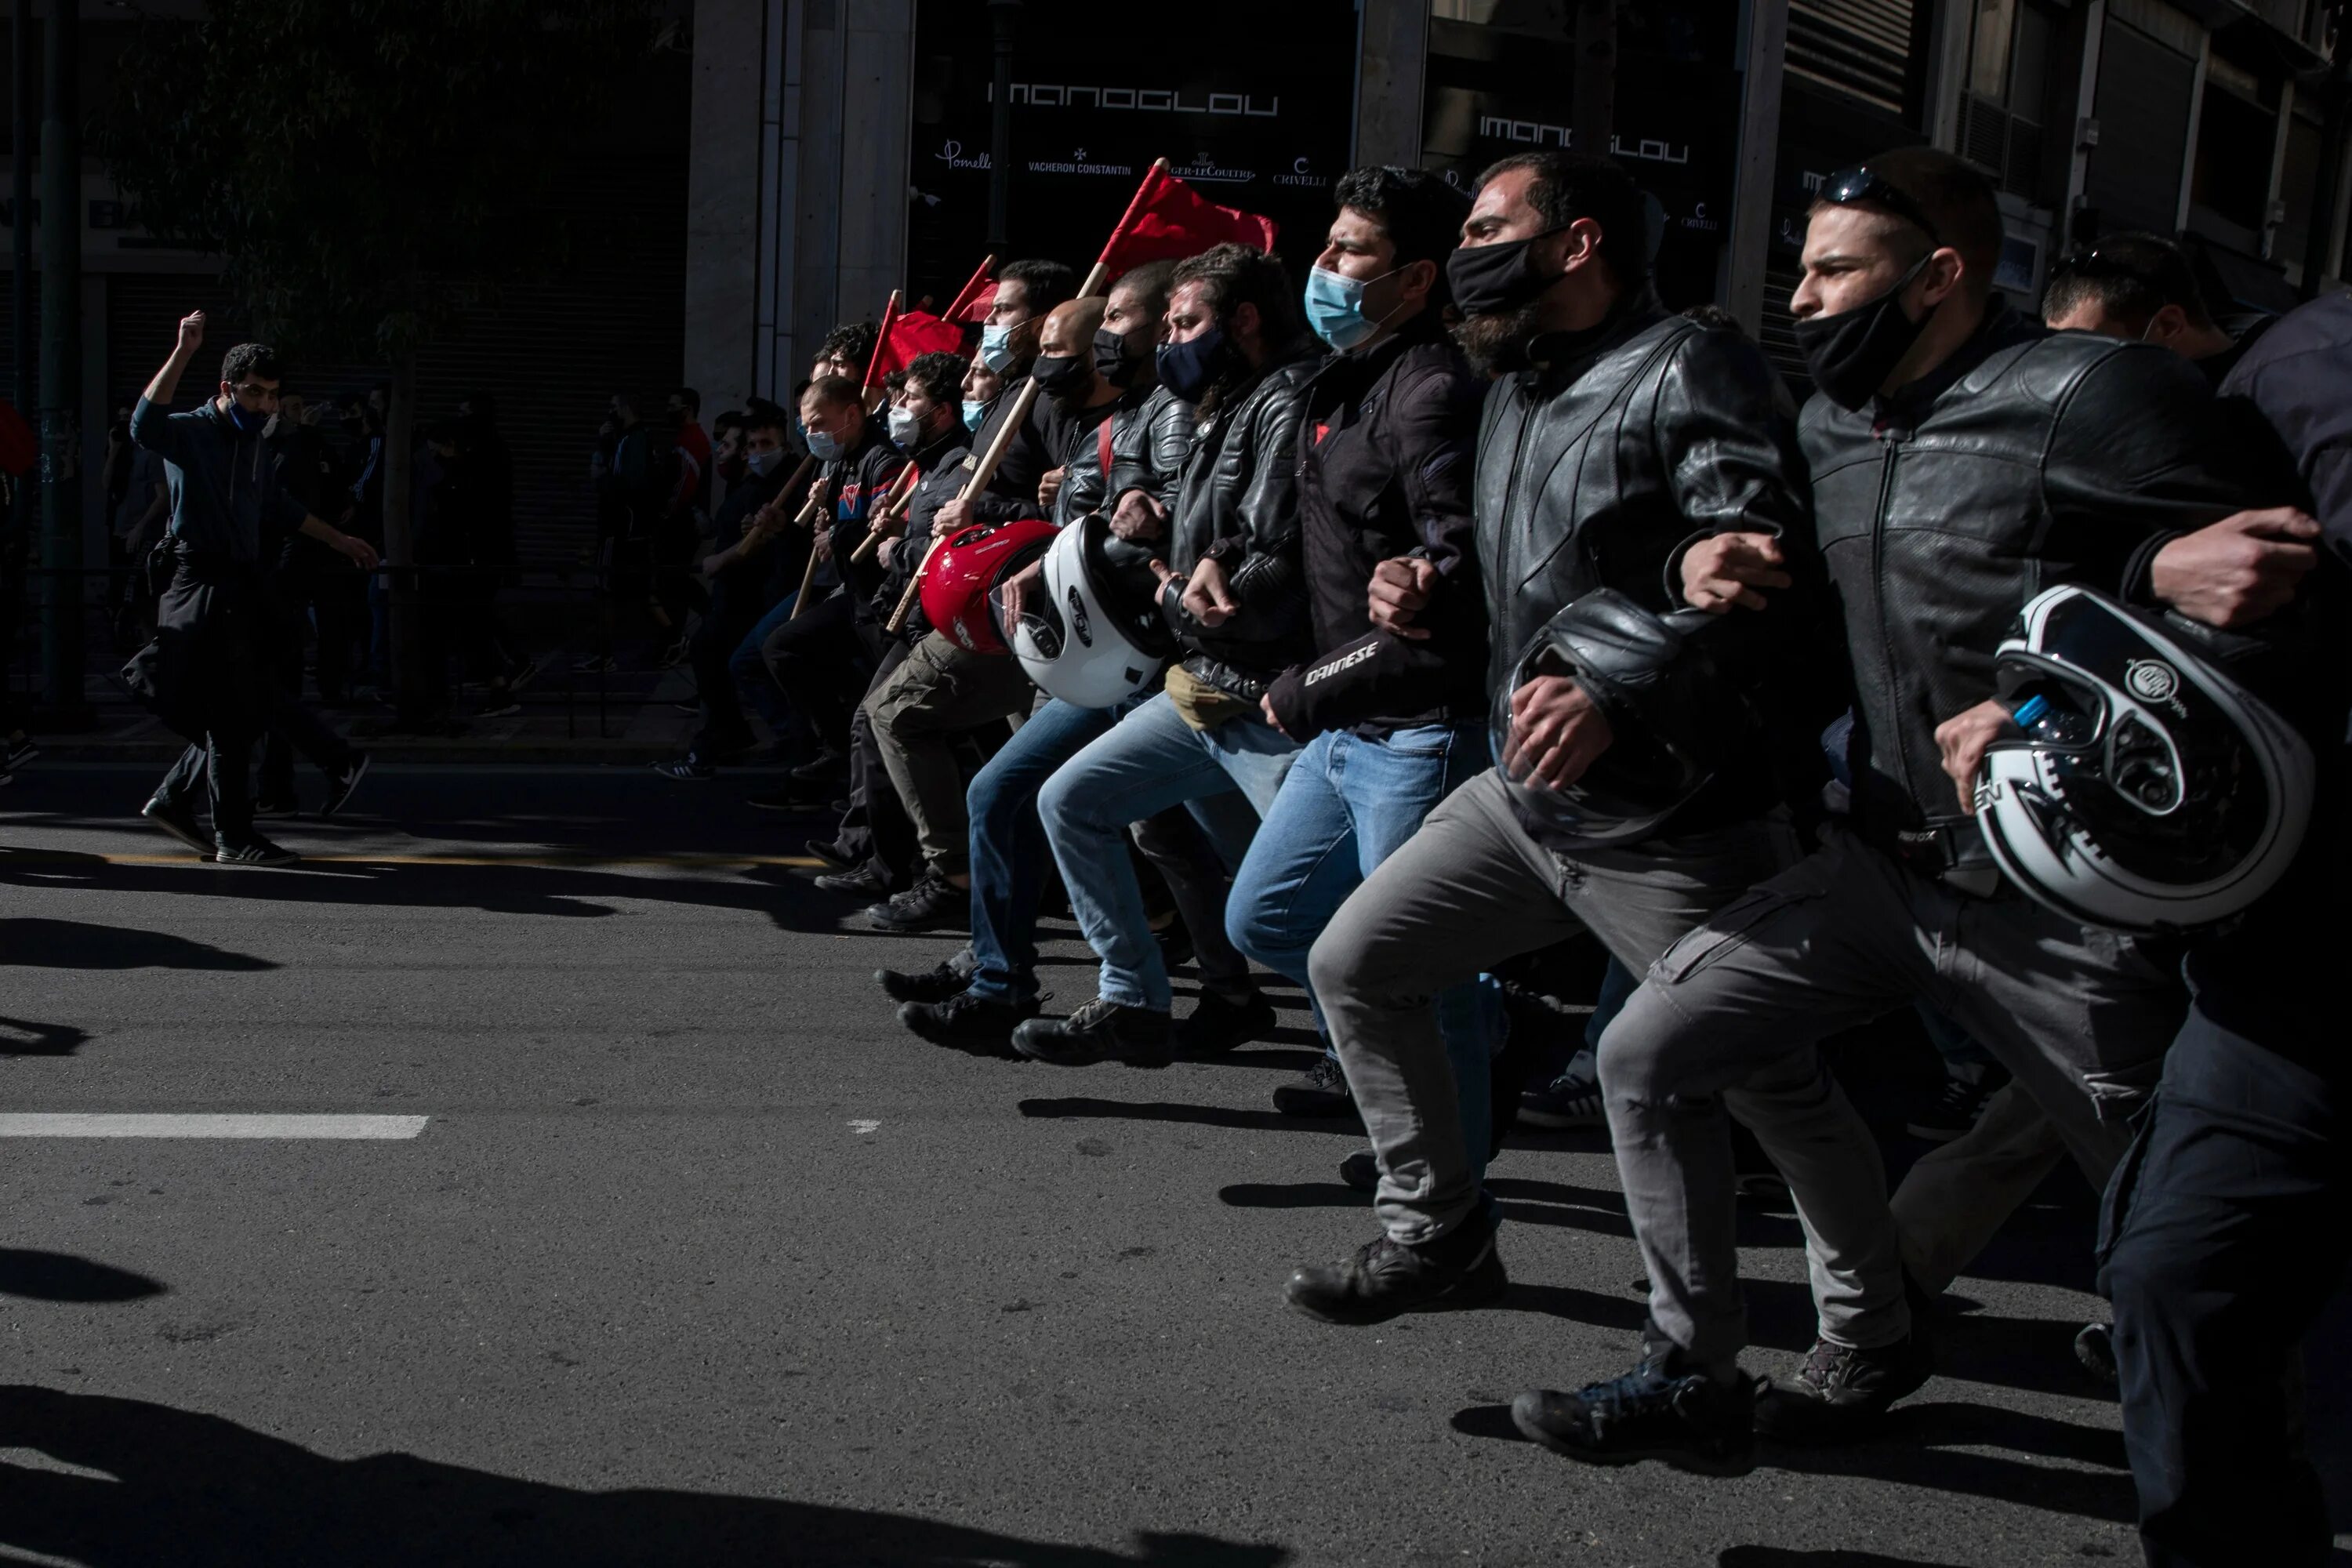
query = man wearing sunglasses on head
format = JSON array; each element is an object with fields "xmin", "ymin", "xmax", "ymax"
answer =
[{"xmin": 1509, "ymin": 149, "xmax": 2304, "ymax": 1475}]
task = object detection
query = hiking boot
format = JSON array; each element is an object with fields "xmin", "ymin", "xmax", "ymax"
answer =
[
  {"xmin": 899, "ymin": 990, "xmax": 1040, "ymax": 1053},
  {"xmin": 813, "ymin": 863, "xmax": 892, "ymax": 898},
  {"xmin": 1512, "ymin": 1354, "xmax": 1756, "ymax": 1475},
  {"xmin": 214, "ymin": 834, "xmax": 300, "ymax": 868},
  {"xmin": 652, "ymin": 753, "xmax": 718, "ymax": 782},
  {"xmin": 1338, "ymin": 1149, "xmax": 1379, "ymax": 1194},
  {"xmin": 320, "ymin": 752, "xmax": 372, "ymax": 818},
  {"xmin": 1272, "ymin": 1054, "xmax": 1355, "ymax": 1118},
  {"xmin": 877, "ymin": 959, "xmax": 975, "ymax": 1005},
  {"xmin": 864, "ymin": 874, "xmax": 967, "ymax": 934},
  {"xmin": 1906, "ymin": 1067, "xmax": 2009, "ymax": 1143},
  {"xmin": 1520, "ymin": 1065, "xmax": 1604, "ymax": 1129},
  {"xmin": 1752, "ymin": 1334, "xmax": 1933, "ymax": 1443},
  {"xmin": 1174, "ymin": 989, "xmax": 1276, "ymax": 1055},
  {"xmin": 1011, "ymin": 997, "xmax": 1172, "ymax": 1068},
  {"xmin": 1284, "ymin": 1223, "xmax": 1507, "ymax": 1326},
  {"xmin": 142, "ymin": 795, "xmax": 212, "ymax": 855}
]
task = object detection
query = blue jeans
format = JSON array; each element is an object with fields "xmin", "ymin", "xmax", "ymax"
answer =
[
  {"xmin": 729, "ymin": 593, "xmax": 799, "ymax": 737},
  {"xmin": 1226, "ymin": 723, "xmax": 1499, "ymax": 1165},
  {"xmin": 1038, "ymin": 690, "xmax": 1298, "ymax": 1011},
  {"xmin": 966, "ymin": 696, "xmax": 1119, "ymax": 1005}
]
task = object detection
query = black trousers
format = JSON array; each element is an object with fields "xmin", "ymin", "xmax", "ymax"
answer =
[
  {"xmin": 2100, "ymin": 955, "xmax": 2347, "ymax": 1568},
  {"xmin": 839, "ymin": 637, "xmax": 918, "ymax": 889},
  {"xmin": 760, "ymin": 590, "xmax": 870, "ymax": 755},
  {"xmin": 688, "ymin": 588, "xmax": 763, "ymax": 758}
]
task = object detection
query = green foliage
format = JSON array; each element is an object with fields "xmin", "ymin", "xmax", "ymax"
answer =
[{"xmin": 97, "ymin": 0, "xmax": 662, "ymax": 361}]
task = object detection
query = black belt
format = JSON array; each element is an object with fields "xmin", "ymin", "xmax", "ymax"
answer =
[{"xmin": 1891, "ymin": 823, "xmax": 2008, "ymax": 899}]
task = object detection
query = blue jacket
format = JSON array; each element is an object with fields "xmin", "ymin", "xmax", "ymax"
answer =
[{"xmin": 130, "ymin": 395, "xmax": 309, "ymax": 565}]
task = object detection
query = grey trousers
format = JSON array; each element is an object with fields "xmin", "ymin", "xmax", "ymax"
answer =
[
  {"xmin": 1308, "ymin": 768, "xmax": 1801, "ymax": 1246},
  {"xmin": 1599, "ymin": 826, "xmax": 2184, "ymax": 1369}
]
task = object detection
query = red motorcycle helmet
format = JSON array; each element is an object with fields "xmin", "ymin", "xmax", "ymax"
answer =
[{"xmin": 919, "ymin": 517, "xmax": 1059, "ymax": 655}]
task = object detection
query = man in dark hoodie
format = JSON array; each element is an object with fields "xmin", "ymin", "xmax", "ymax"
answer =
[
  {"xmin": 128, "ymin": 313, "xmax": 378, "ymax": 866},
  {"xmin": 1223, "ymin": 166, "xmax": 1492, "ymax": 1130},
  {"xmin": 1011, "ymin": 243, "xmax": 1323, "ymax": 1066}
]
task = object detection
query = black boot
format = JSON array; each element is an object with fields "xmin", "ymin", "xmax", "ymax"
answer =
[
  {"xmin": 899, "ymin": 990, "xmax": 1040, "ymax": 1054},
  {"xmin": 1512, "ymin": 1352, "xmax": 1756, "ymax": 1475},
  {"xmin": 1284, "ymin": 1221, "xmax": 1506, "ymax": 1325},
  {"xmin": 1011, "ymin": 998, "xmax": 1171, "ymax": 1068}
]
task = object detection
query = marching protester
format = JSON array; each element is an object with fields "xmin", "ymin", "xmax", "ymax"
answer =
[
  {"xmin": 2042, "ymin": 240, "xmax": 2347, "ymax": 1566},
  {"xmin": 1504, "ymin": 149, "xmax": 2304, "ymax": 1475},
  {"xmin": 1221, "ymin": 165, "xmax": 1494, "ymax": 1131},
  {"xmin": 1011, "ymin": 242, "xmax": 1322, "ymax": 1066},
  {"xmin": 126, "ymin": 313, "xmax": 379, "ymax": 866},
  {"xmin": 1280, "ymin": 151, "xmax": 1823, "ymax": 1329},
  {"xmin": 805, "ymin": 353, "xmax": 975, "ymax": 900}
]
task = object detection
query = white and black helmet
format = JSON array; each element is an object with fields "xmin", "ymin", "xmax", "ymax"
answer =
[
  {"xmin": 1974, "ymin": 584, "xmax": 2314, "ymax": 934},
  {"xmin": 1007, "ymin": 513, "xmax": 1174, "ymax": 710}
]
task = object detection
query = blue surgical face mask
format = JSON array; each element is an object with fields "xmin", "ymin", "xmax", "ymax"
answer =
[
  {"xmin": 225, "ymin": 399, "xmax": 267, "ymax": 435},
  {"xmin": 961, "ymin": 398, "xmax": 988, "ymax": 431},
  {"xmin": 1154, "ymin": 325, "xmax": 1227, "ymax": 405},
  {"xmin": 979, "ymin": 322, "xmax": 1021, "ymax": 374},
  {"xmin": 745, "ymin": 447, "xmax": 784, "ymax": 477},
  {"xmin": 886, "ymin": 405, "xmax": 923, "ymax": 449},
  {"xmin": 1304, "ymin": 263, "xmax": 1403, "ymax": 352},
  {"xmin": 805, "ymin": 427, "xmax": 845, "ymax": 462}
]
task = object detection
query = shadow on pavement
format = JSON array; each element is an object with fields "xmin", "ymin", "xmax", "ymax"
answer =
[
  {"xmin": 0, "ymin": 1251, "xmax": 168, "ymax": 1303},
  {"xmin": 0, "ymin": 1385, "xmax": 1290, "ymax": 1568},
  {"xmin": 1018, "ymin": 1098, "xmax": 1359, "ymax": 1137},
  {"xmin": 0, "ymin": 916, "xmax": 279, "ymax": 971},
  {"xmin": 1719, "ymin": 1549, "xmax": 1973, "ymax": 1567},
  {"xmin": 0, "ymin": 1016, "xmax": 93, "ymax": 1055}
]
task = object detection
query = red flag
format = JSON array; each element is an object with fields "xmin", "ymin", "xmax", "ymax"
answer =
[
  {"xmin": 1098, "ymin": 164, "xmax": 1279, "ymax": 278},
  {"xmin": 869, "ymin": 309, "xmax": 970, "ymax": 378},
  {"xmin": 951, "ymin": 281, "xmax": 996, "ymax": 325}
]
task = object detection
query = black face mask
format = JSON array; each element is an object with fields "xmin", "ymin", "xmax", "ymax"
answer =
[
  {"xmin": 1029, "ymin": 352, "xmax": 1091, "ymax": 397},
  {"xmin": 1790, "ymin": 253, "xmax": 1932, "ymax": 411},
  {"xmin": 1093, "ymin": 326, "xmax": 1148, "ymax": 388},
  {"xmin": 1446, "ymin": 227, "xmax": 1570, "ymax": 318},
  {"xmin": 1155, "ymin": 326, "xmax": 1228, "ymax": 405}
]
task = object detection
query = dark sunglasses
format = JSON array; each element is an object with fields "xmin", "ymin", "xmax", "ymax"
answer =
[
  {"xmin": 1817, "ymin": 166, "xmax": 1941, "ymax": 243},
  {"xmin": 2047, "ymin": 244, "xmax": 2197, "ymax": 297}
]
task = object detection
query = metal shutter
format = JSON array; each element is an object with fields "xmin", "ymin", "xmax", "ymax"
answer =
[{"xmin": 1789, "ymin": 0, "xmax": 1920, "ymax": 118}]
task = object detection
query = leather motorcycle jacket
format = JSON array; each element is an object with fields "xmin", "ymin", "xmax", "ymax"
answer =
[
  {"xmin": 1804, "ymin": 301, "xmax": 2289, "ymax": 869},
  {"xmin": 1159, "ymin": 337, "xmax": 1322, "ymax": 695},
  {"xmin": 1479, "ymin": 298, "xmax": 1818, "ymax": 844}
]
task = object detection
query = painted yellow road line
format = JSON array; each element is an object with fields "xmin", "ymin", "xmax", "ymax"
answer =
[{"xmin": 0, "ymin": 850, "xmax": 824, "ymax": 870}]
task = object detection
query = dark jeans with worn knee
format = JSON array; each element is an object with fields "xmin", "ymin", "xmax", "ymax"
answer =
[
  {"xmin": 2100, "ymin": 937, "xmax": 2347, "ymax": 1568},
  {"xmin": 761, "ymin": 590, "xmax": 867, "ymax": 755}
]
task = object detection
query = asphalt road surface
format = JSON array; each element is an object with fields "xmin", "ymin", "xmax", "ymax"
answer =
[{"xmin": 4, "ymin": 764, "xmax": 2344, "ymax": 1567}]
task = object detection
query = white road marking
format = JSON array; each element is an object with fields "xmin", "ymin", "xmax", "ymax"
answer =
[
  {"xmin": 0, "ymin": 1113, "xmax": 429, "ymax": 1140},
  {"xmin": 848, "ymin": 1119, "xmax": 881, "ymax": 1134}
]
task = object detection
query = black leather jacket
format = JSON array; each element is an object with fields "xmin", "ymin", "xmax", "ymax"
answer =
[
  {"xmin": 1480, "ymin": 300, "xmax": 1817, "ymax": 841},
  {"xmin": 1065, "ymin": 382, "xmax": 1196, "ymax": 524},
  {"xmin": 1262, "ymin": 310, "xmax": 1486, "ymax": 737},
  {"xmin": 1806, "ymin": 302, "xmax": 2288, "ymax": 863},
  {"xmin": 1160, "ymin": 338, "xmax": 1322, "ymax": 695}
]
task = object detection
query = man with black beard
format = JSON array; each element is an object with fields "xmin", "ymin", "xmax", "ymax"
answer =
[
  {"xmin": 1509, "ymin": 148, "xmax": 2295, "ymax": 1477},
  {"xmin": 1279, "ymin": 152, "xmax": 1821, "ymax": 1329}
]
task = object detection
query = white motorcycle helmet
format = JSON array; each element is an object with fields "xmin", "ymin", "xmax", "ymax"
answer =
[
  {"xmin": 1006, "ymin": 513, "xmax": 1174, "ymax": 710},
  {"xmin": 1974, "ymin": 584, "xmax": 2314, "ymax": 935}
]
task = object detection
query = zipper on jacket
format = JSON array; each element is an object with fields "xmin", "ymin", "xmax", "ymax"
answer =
[{"xmin": 1867, "ymin": 430, "xmax": 1917, "ymax": 804}]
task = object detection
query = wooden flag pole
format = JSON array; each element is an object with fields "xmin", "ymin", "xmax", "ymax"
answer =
[
  {"xmin": 880, "ymin": 165, "xmax": 1168, "ymax": 635},
  {"xmin": 786, "ymin": 488, "xmax": 832, "ymax": 619},
  {"xmin": 943, "ymin": 254, "xmax": 997, "ymax": 322}
]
